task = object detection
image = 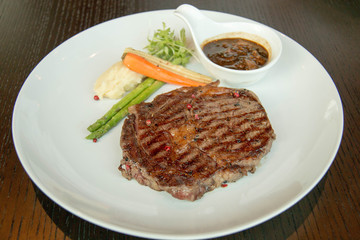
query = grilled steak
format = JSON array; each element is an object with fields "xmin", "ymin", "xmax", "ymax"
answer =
[{"xmin": 119, "ymin": 81, "xmax": 275, "ymax": 201}]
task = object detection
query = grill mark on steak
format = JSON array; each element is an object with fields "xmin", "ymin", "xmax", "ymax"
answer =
[
  {"xmin": 119, "ymin": 81, "xmax": 275, "ymax": 201},
  {"xmin": 196, "ymin": 110, "xmax": 270, "ymax": 154}
]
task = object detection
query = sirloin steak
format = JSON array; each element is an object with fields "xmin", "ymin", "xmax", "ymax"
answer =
[{"xmin": 119, "ymin": 81, "xmax": 275, "ymax": 201}]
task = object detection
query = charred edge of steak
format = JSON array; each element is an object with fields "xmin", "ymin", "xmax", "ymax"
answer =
[
  {"xmin": 119, "ymin": 158, "xmax": 254, "ymax": 201},
  {"xmin": 119, "ymin": 81, "xmax": 276, "ymax": 201}
]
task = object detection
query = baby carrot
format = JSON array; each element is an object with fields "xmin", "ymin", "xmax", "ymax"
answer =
[{"xmin": 123, "ymin": 53, "xmax": 206, "ymax": 87}]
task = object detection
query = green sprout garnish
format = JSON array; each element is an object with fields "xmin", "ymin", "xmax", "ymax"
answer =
[{"xmin": 145, "ymin": 22, "xmax": 193, "ymax": 66}]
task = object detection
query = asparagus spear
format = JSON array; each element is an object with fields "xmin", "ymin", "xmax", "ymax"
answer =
[
  {"xmin": 86, "ymin": 79, "xmax": 165, "ymax": 140},
  {"xmin": 87, "ymin": 78, "xmax": 155, "ymax": 132}
]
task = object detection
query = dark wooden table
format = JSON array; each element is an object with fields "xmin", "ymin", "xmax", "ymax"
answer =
[{"xmin": 1, "ymin": 0, "xmax": 359, "ymax": 239}]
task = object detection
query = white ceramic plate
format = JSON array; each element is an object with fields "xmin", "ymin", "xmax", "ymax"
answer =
[{"xmin": 12, "ymin": 9, "xmax": 343, "ymax": 240}]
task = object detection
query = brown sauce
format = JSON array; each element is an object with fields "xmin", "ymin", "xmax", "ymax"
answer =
[{"xmin": 202, "ymin": 38, "xmax": 269, "ymax": 70}]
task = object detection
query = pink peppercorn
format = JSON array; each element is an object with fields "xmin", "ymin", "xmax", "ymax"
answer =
[{"xmin": 187, "ymin": 103, "xmax": 192, "ymax": 110}]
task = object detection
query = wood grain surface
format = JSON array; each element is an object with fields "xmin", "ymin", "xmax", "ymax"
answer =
[{"xmin": 1, "ymin": 0, "xmax": 359, "ymax": 239}]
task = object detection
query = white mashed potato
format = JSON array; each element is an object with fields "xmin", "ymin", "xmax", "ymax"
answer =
[{"xmin": 94, "ymin": 61, "xmax": 144, "ymax": 99}]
